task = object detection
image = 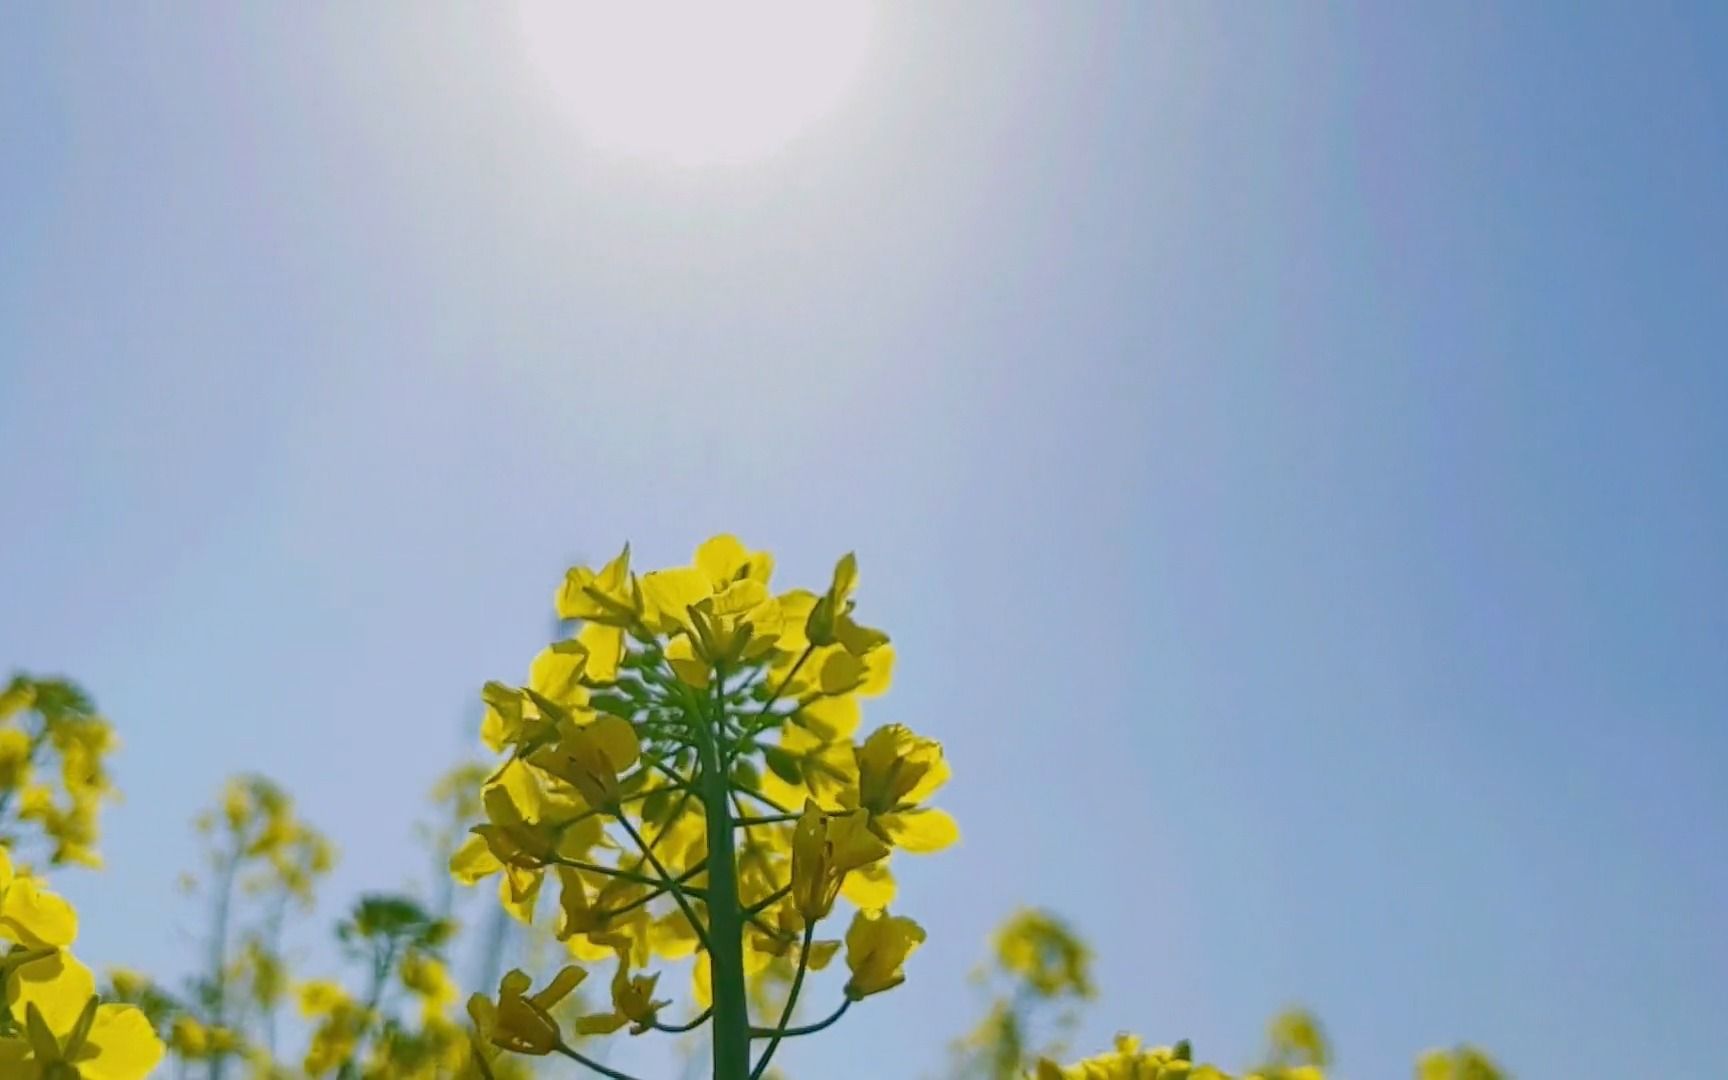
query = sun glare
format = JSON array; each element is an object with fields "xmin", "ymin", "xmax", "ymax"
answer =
[{"xmin": 516, "ymin": 1, "xmax": 877, "ymax": 167}]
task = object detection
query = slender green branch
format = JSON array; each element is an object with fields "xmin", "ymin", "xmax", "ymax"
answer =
[
  {"xmin": 641, "ymin": 754, "xmax": 701, "ymax": 793},
  {"xmin": 554, "ymin": 1040, "xmax": 650, "ymax": 1080},
  {"xmin": 614, "ymin": 815, "xmax": 712, "ymax": 951},
  {"xmin": 733, "ymin": 784, "xmax": 791, "ymax": 814},
  {"xmin": 649, "ymin": 1006, "xmax": 714, "ymax": 1034},
  {"xmin": 593, "ymin": 860, "xmax": 709, "ymax": 921},
  {"xmin": 750, "ymin": 998, "xmax": 851, "ymax": 1040},
  {"xmin": 734, "ymin": 812, "xmax": 801, "ymax": 827},
  {"xmin": 556, "ymin": 856, "xmax": 709, "ymax": 899},
  {"xmin": 749, "ymin": 925, "xmax": 816, "ymax": 1079},
  {"xmin": 745, "ymin": 884, "xmax": 793, "ymax": 917},
  {"xmin": 751, "ymin": 644, "xmax": 814, "ymax": 728}
]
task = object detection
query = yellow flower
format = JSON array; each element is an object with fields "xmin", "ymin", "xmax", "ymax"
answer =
[
  {"xmin": 0, "ymin": 997, "xmax": 165, "ymax": 1080},
  {"xmin": 1264, "ymin": 1009, "xmax": 1329, "ymax": 1070},
  {"xmin": 168, "ymin": 1015, "xmax": 210, "ymax": 1058},
  {"xmin": 466, "ymin": 758, "xmax": 604, "ymax": 925},
  {"xmin": 0, "ymin": 950, "xmax": 162, "ymax": 1080},
  {"xmin": 992, "ymin": 908, "xmax": 1094, "ymax": 999},
  {"xmin": 0, "ymin": 847, "xmax": 77, "ymax": 949},
  {"xmin": 805, "ymin": 553, "xmax": 889, "ymax": 656},
  {"xmin": 842, "ymin": 909, "xmax": 925, "ymax": 1000},
  {"xmin": 576, "ymin": 955, "xmax": 669, "ymax": 1036},
  {"xmin": 694, "ymin": 534, "xmax": 775, "ymax": 591},
  {"xmin": 789, "ymin": 803, "xmax": 889, "ymax": 921},
  {"xmin": 399, "ymin": 951, "xmax": 459, "ymax": 1021},
  {"xmin": 529, "ymin": 715, "xmax": 641, "ymax": 811},
  {"xmin": 475, "ymin": 967, "xmax": 587, "ymax": 1055},
  {"xmin": 1416, "ymin": 1046, "xmax": 1504, "ymax": 1080},
  {"xmin": 553, "ymin": 867, "xmax": 642, "ymax": 961},
  {"xmin": 555, "ymin": 545, "xmax": 639, "ymax": 627},
  {"xmin": 299, "ymin": 979, "xmax": 369, "ymax": 1075},
  {"xmin": 844, "ymin": 725, "xmax": 959, "ymax": 853},
  {"xmin": 0, "ymin": 728, "xmax": 33, "ymax": 791},
  {"xmin": 1034, "ymin": 1034, "xmax": 1227, "ymax": 1080}
]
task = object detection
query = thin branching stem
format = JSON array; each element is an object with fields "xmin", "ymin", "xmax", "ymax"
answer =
[
  {"xmin": 650, "ymin": 1006, "xmax": 715, "ymax": 1034},
  {"xmin": 750, "ymin": 998, "xmax": 852, "ymax": 1041},
  {"xmin": 614, "ymin": 815, "xmax": 712, "ymax": 951},
  {"xmin": 554, "ymin": 1041, "xmax": 650, "ymax": 1080},
  {"xmin": 749, "ymin": 924, "xmax": 816, "ymax": 1079}
]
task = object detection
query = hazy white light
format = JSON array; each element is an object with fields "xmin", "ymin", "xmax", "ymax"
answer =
[{"xmin": 517, "ymin": 1, "xmax": 876, "ymax": 166}]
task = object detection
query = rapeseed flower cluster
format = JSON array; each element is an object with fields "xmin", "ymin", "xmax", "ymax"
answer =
[
  {"xmin": 1032, "ymin": 1013, "xmax": 1505, "ymax": 1080},
  {"xmin": 3, "ymin": 542, "xmax": 1511, "ymax": 1080},
  {"xmin": 0, "ymin": 677, "xmax": 164, "ymax": 1078},
  {"xmin": 0, "ymin": 676, "xmax": 121, "ymax": 869},
  {"xmin": 457, "ymin": 537, "xmax": 955, "ymax": 1079}
]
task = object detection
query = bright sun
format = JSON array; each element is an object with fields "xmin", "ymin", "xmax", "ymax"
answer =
[{"xmin": 516, "ymin": 2, "xmax": 877, "ymax": 167}]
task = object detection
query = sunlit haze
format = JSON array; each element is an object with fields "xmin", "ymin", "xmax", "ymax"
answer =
[{"xmin": 517, "ymin": 1, "xmax": 876, "ymax": 166}]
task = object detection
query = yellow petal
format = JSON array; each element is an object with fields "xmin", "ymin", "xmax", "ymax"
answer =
[
  {"xmin": 586, "ymin": 715, "xmax": 641, "ymax": 773},
  {"xmin": 529, "ymin": 641, "xmax": 589, "ymax": 704},
  {"xmin": 574, "ymin": 1012, "xmax": 628, "ymax": 1036},
  {"xmin": 8, "ymin": 950, "xmax": 95, "ymax": 1033},
  {"xmin": 838, "ymin": 860, "xmax": 896, "ymax": 909},
  {"xmin": 577, "ymin": 623, "xmax": 624, "ymax": 684},
  {"xmin": 0, "ymin": 877, "xmax": 78, "ymax": 948},
  {"xmin": 640, "ymin": 568, "xmax": 711, "ymax": 634},
  {"xmin": 695, "ymin": 534, "xmax": 748, "ymax": 588},
  {"xmin": 530, "ymin": 966, "xmax": 588, "ymax": 1011},
  {"xmin": 858, "ymin": 644, "xmax": 894, "ymax": 697},
  {"xmin": 690, "ymin": 951, "xmax": 712, "ymax": 1010},
  {"xmin": 75, "ymin": 1004, "xmax": 166, "ymax": 1080},
  {"xmin": 818, "ymin": 650, "xmax": 866, "ymax": 695},
  {"xmin": 796, "ymin": 695, "xmax": 860, "ymax": 740},
  {"xmin": 807, "ymin": 939, "xmax": 840, "ymax": 971},
  {"xmin": 880, "ymin": 809, "xmax": 960, "ymax": 854},
  {"xmin": 449, "ymin": 834, "xmax": 502, "ymax": 885},
  {"xmin": 665, "ymin": 636, "xmax": 711, "ymax": 689}
]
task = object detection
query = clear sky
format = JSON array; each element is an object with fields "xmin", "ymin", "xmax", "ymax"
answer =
[{"xmin": 3, "ymin": 5, "xmax": 1726, "ymax": 1077}]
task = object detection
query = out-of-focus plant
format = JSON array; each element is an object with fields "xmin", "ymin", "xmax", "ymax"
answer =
[
  {"xmin": 0, "ymin": 672, "xmax": 166, "ymax": 1077},
  {"xmin": 0, "ymin": 674, "xmax": 121, "ymax": 868},
  {"xmin": 6, "ymin": 536, "xmax": 1516, "ymax": 1080},
  {"xmin": 457, "ymin": 536, "xmax": 957, "ymax": 1080},
  {"xmin": 1032, "ymin": 1010, "xmax": 1333, "ymax": 1080},
  {"xmin": 951, "ymin": 908, "xmax": 1095, "ymax": 1078},
  {"xmin": 163, "ymin": 775, "xmax": 339, "ymax": 1078}
]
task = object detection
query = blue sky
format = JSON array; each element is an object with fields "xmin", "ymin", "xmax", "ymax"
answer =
[{"xmin": 4, "ymin": 5, "xmax": 1726, "ymax": 1077}]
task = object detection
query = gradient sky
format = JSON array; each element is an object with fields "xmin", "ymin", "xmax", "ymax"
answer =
[{"xmin": 4, "ymin": 5, "xmax": 1727, "ymax": 1077}]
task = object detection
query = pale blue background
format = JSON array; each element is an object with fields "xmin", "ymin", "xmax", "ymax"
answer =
[{"xmin": 4, "ymin": 5, "xmax": 1726, "ymax": 1077}]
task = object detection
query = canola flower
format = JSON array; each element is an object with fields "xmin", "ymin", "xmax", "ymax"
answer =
[
  {"xmin": 1031, "ymin": 1014, "xmax": 1507, "ymax": 1080},
  {"xmin": 0, "ymin": 676, "xmax": 164, "ymax": 1079},
  {"xmin": 2, "ymin": 552, "xmax": 1513, "ymax": 1080},
  {"xmin": 0, "ymin": 676, "xmax": 121, "ymax": 870},
  {"xmin": 456, "ymin": 537, "xmax": 957, "ymax": 1080}
]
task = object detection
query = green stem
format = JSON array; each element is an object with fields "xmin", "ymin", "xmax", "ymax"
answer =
[
  {"xmin": 750, "ymin": 998, "xmax": 851, "ymax": 1040},
  {"xmin": 651, "ymin": 1006, "xmax": 714, "ymax": 1034},
  {"xmin": 615, "ymin": 815, "xmax": 712, "ymax": 952},
  {"xmin": 750, "ymin": 645, "xmax": 814, "ymax": 730},
  {"xmin": 691, "ymin": 688, "xmax": 750, "ymax": 1080},
  {"xmin": 554, "ymin": 1040, "xmax": 650, "ymax": 1080},
  {"xmin": 744, "ymin": 885, "xmax": 793, "ymax": 917},
  {"xmin": 734, "ymin": 812, "xmax": 801, "ymax": 827},
  {"xmin": 749, "ymin": 925, "xmax": 815, "ymax": 1079},
  {"xmin": 207, "ymin": 836, "xmax": 242, "ymax": 1080},
  {"xmin": 556, "ymin": 856, "xmax": 709, "ymax": 898}
]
